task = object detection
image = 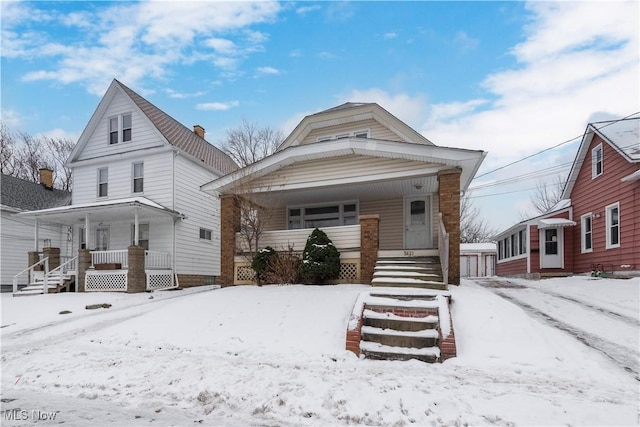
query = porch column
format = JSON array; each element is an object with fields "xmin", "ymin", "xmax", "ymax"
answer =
[
  {"xmin": 127, "ymin": 246, "xmax": 146, "ymax": 293},
  {"xmin": 43, "ymin": 247, "xmax": 60, "ymax": 271},
  {"xmin": 85, "ymin": 213, "xmax": 91, "ymax": 250},
  {"xmin": 438, "ymin": 169, "xmax": 461, "ymax": 285},
  {"xmin": 34, "ymin": 218, "xmax": 39, "ymax": 251},
  {"xmin": 77, "ymin": 249, "xmax": 91, "ymax": 292},
  {"xmin": 133, "ymin": 207, "xmax": 139, "ymax": 246},
  {"xmin": 220, "ymin": 194, "xmax": 241, "ymax": 287},
  {"xmin": 360, "ymin": 214, "xmax": 380, "ymax": 285}
]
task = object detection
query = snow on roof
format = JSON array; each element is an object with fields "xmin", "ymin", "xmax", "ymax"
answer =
[
  {"xmin": 461, "ymin": 243, "xmax": 497, "ymax": 253},
  {"xmin": 17, "ymin": 196, "xmax": 181, "ymax": 217},
  {"xmin": 621, "ymin": 169, "xmax": 640, "ymax": 182},
  {"xmin": 593, "ymin": 116, "xmax": 640, "ymax": 161},
  {"xmin": 548, "ymin": 198, "xmax": 571, "ymax": 212},
  {"xmin": 537, "ymin": 218, "xmax": 576, "ymax": 228}
]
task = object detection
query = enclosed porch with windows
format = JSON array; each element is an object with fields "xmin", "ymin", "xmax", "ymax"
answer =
[
  {"xmin": 15, "ymin": 197, "xmax": 183, "ymax": 294},
  {"xmin": 202, "ymin": 138, "xmax": 486, "ymax": 287}
]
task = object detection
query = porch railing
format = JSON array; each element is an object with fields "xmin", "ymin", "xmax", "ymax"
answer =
[
  {"xmin": 12, "ymin": 257, "xmax": 49, "ymax": 293},
  {"xmin": 438, "ymin": 213, "xmax": 449, "ymax": 285},
  {"xmin": 145, "ymin": 251, "xmax": 172, "ymax": 269},
  {"xmin": 91, "ymin": 250, "xmax": 128, "ymax": 268},
  {"xmin": 236, "ymin": 224, "xmax": 362, "ymax": 253},
  {"xmin": 44, "ymin": 256, "xmax": 78, "ymax": 291}
]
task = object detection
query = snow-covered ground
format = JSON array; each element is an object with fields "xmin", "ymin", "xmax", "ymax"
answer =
[{"xmin": 1, "ymin": 277, "xmax": 638, "ymax": 426}]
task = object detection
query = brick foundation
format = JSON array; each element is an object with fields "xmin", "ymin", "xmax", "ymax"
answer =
[
  {"xmin": 440, "ymin": 297, "xmax": 457, "ymax": 361},
  {"xmin": 176, "ymin": 274, "xmax": 216, "ymax": 288},
  {"xmin": 359, "ymin": 215, "xmax": 380, "ymax": 285},
  {"xmin": 438, "ymin": 169, "xmax": 461, "ymax": 285},
  {"xmin": 76, "ymin": 249, "xmax": 91, "ymax": 292},
  {"xmin": 345, "ymin": 305, "xmax": 365, "ymax": 356},
  {"xmin": 42, "ymin": 247, "xmax": 60, "ymax": 271},
  {"xmin": 220, "ymin": 195, "xmax": 241, "ymax": 287}
]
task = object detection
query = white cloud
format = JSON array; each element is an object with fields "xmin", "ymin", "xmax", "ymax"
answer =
[
  {"xmin": 339, "ymin": 89, "xmax": 428, "ymax": 128},
  {"xmin": 164, "ymin": 88, "xmax": 206, "ymax": 99},
  {"xmin": 296, "ymin": 5, "xmax": 321, "ymax": 16},
  {"xmin": 384, "ymin": 32, "xmax": 398, "ymax": 39},
  {"xmin": 196, "ymin": 101, "xmax": 240, "ymax": 111},
  {"xmin": 257, "ymin": 66, "xmax": 280, "ymax": 76},
  {"xmin": 0, "ymin": 108, "xmax": 23, "ymax": 128},
  {"xmin": 205, "ymin": 38, "xmax": 237, "ymax": 54},
  {"xmin": 454, "ymin": 31, "xmax": 479, "ymax": 51}
]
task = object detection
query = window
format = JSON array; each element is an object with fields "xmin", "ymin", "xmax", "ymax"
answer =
[
  {"xmin": 581, "ymin": 213, "xmax": 593, "ymax": 253},
  {"xmin": 316, "ymin": 129, "xmax": 370, "ymax": 142},
  {"xmin": 287, "ymin": 201, "xmax": 358, "ymax": 230},
  {"xmin": 519, "ymin": 229, "xmax": 527, "ymax": 254},
  {"xmin": 200, "ymin": 228, "xmax": 212, "ymax": 240},
  {"xmin": 498, "ymin": 240, "xmax": 504, "ymax": 260},
  {"xmin": 79, "ymin": 227, "xmax": 86, "ymax": 249},
  {"xmin": 108, "ymin": 113, "xmax": 132, "ymax": 144},
  {"xmin": 96, "ymin": 226, "xmax": 109, "ymax": 251},
  {"xmin": 498, "ymin": 228, "xmax": 527, "ymax": 262},
  {"xmin": 510, "ymin": 234, "xmax": 517, "ymax": 257},
  {"xmin": 606, "ymin": 203, "xmax": 620, "ymax": 248},
  {"xmin": 544, "ymin": 229, "xmax": 558, "ymax": 255},
  {"xmin": 592, "ymin": 143, "xmax": 603, "ymax": 178},
  {"xmin": 122, "ymin": 114, "xmax": 132, "ymax": 142},
  {"xmin": 132, "ymin": 162, "xmax": 144, "ymax": 193},
  {"xmin": 132, "ymin": 223, "xmax": 149, "ymax": 250},
  {"xmin": 354, "ymin": 131, "xmax": 369, "ymax": 138},
  {"xmin": 97, "ymin": 168, "xmax": 108, "ymax": 198}
]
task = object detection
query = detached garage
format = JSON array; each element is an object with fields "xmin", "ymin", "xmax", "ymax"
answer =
[{"xmin": 460, "ymin": 243, "xmax": 497, "ymax": 278}]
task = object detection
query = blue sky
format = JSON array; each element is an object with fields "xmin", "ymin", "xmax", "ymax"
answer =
[{"xmin": 2, "ymin": 1, "xmax": 638, "ymax": 231}]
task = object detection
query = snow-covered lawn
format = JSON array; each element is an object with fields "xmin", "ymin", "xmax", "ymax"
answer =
[{"xmin": 1, "ymin": 278, "xmax": 638, "ymax": 426}]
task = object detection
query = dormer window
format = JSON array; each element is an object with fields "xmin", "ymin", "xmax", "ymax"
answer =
[
  {"xmin": 592, "ymin": 143, "xmax": 603, "ymax": 178},
  {"xmin": 109, "ymin": 113, "xmax": 132, "ymax": 144}
]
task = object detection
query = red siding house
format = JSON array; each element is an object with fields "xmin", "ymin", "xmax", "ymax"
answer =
[{"xmin": 496, "ymin": 116, "xmax": 639, "ymax": 278}]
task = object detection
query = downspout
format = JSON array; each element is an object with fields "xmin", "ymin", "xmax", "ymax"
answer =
[{"xmin": 172, "ymin": 151, "xmax": 177, "ymax": 277}]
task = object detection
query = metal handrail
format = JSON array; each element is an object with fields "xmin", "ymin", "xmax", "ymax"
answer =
[
  {"xmin": 12, "ymin": 257, "xmax": 49, "ymax": 294},
  {"xmin": 438, "ymin": 213, "xmax": 449, "ymax": 285}
]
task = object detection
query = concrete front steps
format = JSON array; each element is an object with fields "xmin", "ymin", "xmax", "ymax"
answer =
[
  {"xmin": 372, "ymin": 256, "xmax": 446, "ymax": 290},
  {"xmin": 347, "ymin": 288, "xmax": 456, "ymax": 363}
]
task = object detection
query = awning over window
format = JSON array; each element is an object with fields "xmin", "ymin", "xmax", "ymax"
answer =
[{"xmin": 537, "ymin": 218, "xmax": 576, "ymax": 229}]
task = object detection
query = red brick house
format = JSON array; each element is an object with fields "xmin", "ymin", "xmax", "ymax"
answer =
[{"xmin": 496, "ymin": 116, "xmax": 639, "ymax": 278}]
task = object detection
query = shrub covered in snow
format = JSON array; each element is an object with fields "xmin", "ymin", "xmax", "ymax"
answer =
[
  {"xmin": 300, "ymin": 228, "xmax": 340, "ymax": 284},
  {"xmin": 252, "ymin": 246, "xmax": 276, "ymax": 284}
]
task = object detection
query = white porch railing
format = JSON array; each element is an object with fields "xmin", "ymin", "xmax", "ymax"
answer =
[
  {"xmin": 12, "ymin": 257, "xmax": 49, "ymax": 293},
  {"xmin": 237, "ymin": 224, "xmax": 361, "ymax": 253},
  {"xmin": 44, "ymin": 256, "xmax": 78, "ymax": 291},
  {"xmin": 91, "ymin": 250, "xmax": 129, "ymax": 268},
  {"xmin": 438, "ymin": 213, "xmax": 449, "ymax": 285},
  {"xmin": 145, "ymin": 251, "xmax": 172, "ymax": 269}
]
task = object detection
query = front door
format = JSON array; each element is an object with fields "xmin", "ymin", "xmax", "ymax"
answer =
[
  {"xmin": 540, "ymin": 228, "xmax": 562, "ymax": 269},
  {"xmin": 405, "ymin": 196, "xmax": 431, "ymax": 249}
]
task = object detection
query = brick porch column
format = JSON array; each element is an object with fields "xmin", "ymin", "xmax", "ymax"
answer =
[
  {"xmin": 220, "ymin": 195, "xmax": 241, "ymax": 287},
  {"xmin": 360, "ymin": 214, "xmax": 380, "ymax": 285},
  {"xmin": 438, "ymin": 169, "xmax": 461, "ymax": 285},
  {"xmin": 43, "ymin": 247, "xmax": 60, "ymax": 270},
  {"xmin": 76, "ymin": 249, "xmax": 91, "ymax": 292},
  {"xmin": 127, "ymin": 246, "xmax": 146, "ymax": 293}
]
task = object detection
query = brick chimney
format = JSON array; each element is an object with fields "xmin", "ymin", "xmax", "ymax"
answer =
[
  {"xmin": 193, "ymin": 125, "xmax": 205, "ymax": 139},
  {"xmin": 39, "ymin": 168, "xmax": 53, "ymax": 190}
]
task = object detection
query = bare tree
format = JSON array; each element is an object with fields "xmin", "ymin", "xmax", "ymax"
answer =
[
  {"xmin": 45, "ymin": 136, "xmax": 75, "ymax": 190},
  {"xmin": 221, "ymin": 119, "xmax": 284, "ymax": 167},
  {"xmin": 0, "ymin": 123, "xmax": 18, "ymax": 175},
  {"xmin": 14, "ymin": 131, "xmax": 53, "ymax": 183},
  {"xmin": 528, "ymin": 175, "xmax": 566, "ymax": 215},
  {"xmin": 460, "ymin": 193, "xmax": 498, "ymax": 243}
]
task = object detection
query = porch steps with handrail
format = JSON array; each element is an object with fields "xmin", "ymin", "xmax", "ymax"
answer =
[
  {"xmin": 13, "ymin": 272, "xmax": 75, "ymax": 296},
  {"xmin": 371, "ymin": 256, "xmax": 447, "ymax": 290}
]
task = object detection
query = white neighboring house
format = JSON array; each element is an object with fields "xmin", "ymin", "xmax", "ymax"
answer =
[
  {"xmin": 1, "ymin": 171, "xmax": 71, "ymax": 291},
  {"xmin": 460, "ymin": 243, "xmax": 497, "ymax": 278},
  {"xmin": 17, "ymin": 79, "xmax": 238, "ymax": 293}
]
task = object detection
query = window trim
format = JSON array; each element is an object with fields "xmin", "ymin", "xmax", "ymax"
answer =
[
  {"xmin": 287, "ymin": 200, "xmax": 359, "ymax": 230},
  {"xmin": 592, "ymin": 143, "xmax": 603, "ymax": 179},
  {"xmin": 132, "ymin": 162, "xmax": 144, "ymax": 194},
  {"xmin": 581, "ymin": 213, "xmax": 593, "ymax": 253},
  {"xmin": 605, "ymin": 202, "xmax": 620, "ymax": 249},
  {"xmin": 199, "ymin": 228, "xmax": 213, "ymax": 241},
  {"xmin": 97, "ymin": 167, "xmax": 108, "ymax": 198},
  {"xmin": 107, "ymin": 113, "xmax": 133, "ymax": 145}
]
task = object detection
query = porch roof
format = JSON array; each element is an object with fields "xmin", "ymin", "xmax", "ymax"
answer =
[
  {"xmin": 201, "ymin": 138, "xmax": 486, "ymax": 200},
  {"xmin": 17, "ymin": 197, "xmax": 184, "ymax": 225},
  {"xmin": 537, "ymin": 218, "xmax": 576, "ymax": 229}
]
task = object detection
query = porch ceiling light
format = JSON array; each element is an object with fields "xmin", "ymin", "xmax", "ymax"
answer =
[{"xmin": 414, "ymin": 184, "xmax": 423, "ymax": 190}]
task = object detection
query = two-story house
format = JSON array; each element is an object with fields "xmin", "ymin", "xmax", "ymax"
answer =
[
  {"xmin": 17, "ymin": 79, "xmax": 237, "ymax": 293},
  {"xmin": 496, "ymin": 115, "xmax": 639, "ymax": 278}
]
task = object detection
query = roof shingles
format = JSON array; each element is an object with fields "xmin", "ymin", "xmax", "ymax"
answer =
[{"xmin": 1, "ymin": 174, "xmax": 71, "ymax": 211}]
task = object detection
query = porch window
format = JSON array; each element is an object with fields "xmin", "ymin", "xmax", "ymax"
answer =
[
  {"xmin": 79, "ymin": 227, "xmax": 86, "ymax": 249},
  {"xmin": 96, "ymin": 226, "xmax": 109, "ymax": 251},
  {"xmin": 132, "ymin": 162, "xmax": 144, "ymax": 193},
  {"xmin": 200, "ymin": 228, "xmax": 212, "ymax": 241},
  {"xmin": 132, "ymin": 223, "xmax": 149, "ymax": 250},
  {"xmin": 519, "ymin": 229, "xmax": 526, "ymax": 254},
  {"xmin": 606, "ymin": 203, "xmax": 620, "ymax": 249},
  {"xmin": 592, "ymin": 143, "xmax": 603, "ymax": 178},
  {"xmin": 581, "ymin": 213, "xmax": 593, "ymax": 253},
  {"xmin": 510, "ymin": 234, "xmax": 517, "ymax": 257},
  {"xmin": 287, "ymin": 201, "xmax": 358, "ymax": 230},
  {"xmin": 98, "ymin": 168, "xmax": 108, "ymax": 198}
]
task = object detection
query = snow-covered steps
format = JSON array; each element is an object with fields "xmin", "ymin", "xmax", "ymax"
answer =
[
  {"xmin": 362, "ymin": 309, "xmax": 438, "ymax": 331},
  {"xmin": 360, "ymin": 341, "xmax": 440, "ymax": 363},
  {"xmin": 13, "ymin": 275, "xmax": 75, "ymax": 296},
  {"xmin": 372, "ymin": 256, "xmax": 446, "ymax": 290}
]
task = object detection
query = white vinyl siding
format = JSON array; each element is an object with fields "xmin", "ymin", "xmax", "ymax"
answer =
[
  {"xmin": 605, "ymin": 202, "xmax": 620, "ymax": 249},
  {"xmin": 174, "ymin": 155, "xmax": 221, "ymax": 276},
  {"xmin": 77, "ymin": 90, "xmax": 164, "ymax": 161},
  {"xmin": 72, "ymin": 151, "xmax": 173, "ymax": 205},
  {"xmin": 581, "ymin": 213, "xmax": 593, "ymax": 253},
  {"xmin": 301, "ymin": 119, "xmax": 404, "ymax": 145}
]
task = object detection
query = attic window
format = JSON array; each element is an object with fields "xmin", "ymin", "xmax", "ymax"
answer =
[
  {"xmin": 592, "ymin": 143, "xmax": 603, "ymax": 178},
  {"xmin": 316, "ymin": 129, "xmax": 370, "ymax": 142},
  {"xmin": 108, "ymin": 113, "xmax": 132, "ymax": 145}
]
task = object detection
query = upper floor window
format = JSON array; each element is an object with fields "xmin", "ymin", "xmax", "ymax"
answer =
[
  {"xmin": 109, "ymin": 113, "xmax": 132, "ymax": 145},
  {"xmin": 581, "ymin": 213, "xmax": 593, "ymax": 253},
  {"xmin": 200, "ymin": 228, "xmax": 212, "ymax": 241},
  {"xmin": 606, "ymin": 202, "xmax": 620, "ymax": 249},
  {"xmin": 592, "ymin": 143, "xmax": 603, "ymax": 178},
  {"xmin": 97, "ymin": 167, "xmax": 108, "ymax": 198},
  {"xmin": 132, "ymin": 162, "xmax": 144, "ymax": 193}
]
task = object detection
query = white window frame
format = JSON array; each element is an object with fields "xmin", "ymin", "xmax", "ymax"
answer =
[
  {"xmin": 131, "ymin": 223, "xmax": 150, "ymax": 250},
  {"xmin": 315, "ymin": 129, "xmax": 370, "ymax": 142},
  {"xmin": 287, "ymin": 200, "xmax": 359, "ymax": 230},
  {"xmin": 132, "ymin": 162, "xmax": 144, "ymax": 194},
  {"xmin": 97, "ymin": 167, "xmax": 108, "ymax": 198},
  {"xmin": 581, "ymin": 213, "xmax": 593, "ymax": 253},
  {"xmin": 108, "ymin": 113, "xmax": 132, "ymax": 145},
  {"xmin": 200, "ymin": 228, "xmax": 212, "ymax": 241},
  {"xmin": 605, "ymin": 202, "xmax": 620, "ymax": 249},
  {"xmin": 592, "ymin": 143, "xmax": 603, "ymax": 179}
]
